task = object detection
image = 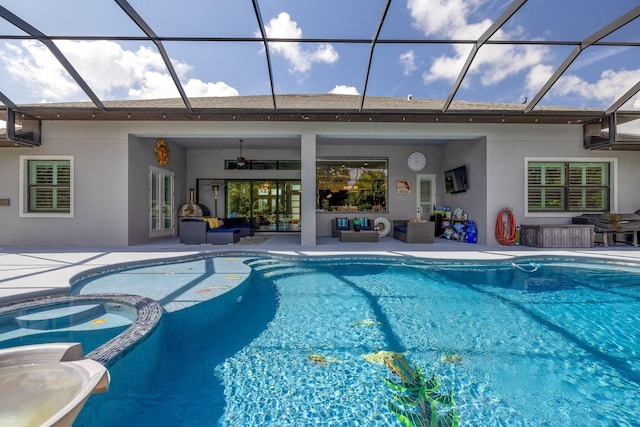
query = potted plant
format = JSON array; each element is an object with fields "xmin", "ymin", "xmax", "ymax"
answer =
[{"xmin": 353, "ymin": 218, "xmax": 361, "ymax": 232}]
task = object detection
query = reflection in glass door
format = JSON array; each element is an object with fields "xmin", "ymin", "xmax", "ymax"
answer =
[
  {"xmin": 226, "ymin": 180, "xmax": 301, "ymax": 232},
  {"xmin": 253, "ymin": 181, "xmax": 277, "ymax": 230},
  {"xmin": 278, "ymin": 181, "xmax": 301, "ymax": 231},
  {"xmin": 150, "ymin": 167, "xmax": 174, "ymax": 236}
]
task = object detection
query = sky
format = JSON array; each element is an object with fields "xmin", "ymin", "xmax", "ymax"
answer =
[{"xmin": 0, "ymin": 0, "xmax": 639, "ymax": 126}]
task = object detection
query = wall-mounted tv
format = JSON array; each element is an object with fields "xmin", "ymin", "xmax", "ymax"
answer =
[
  {"xmin": 7, "ymin": 108, "xmax": 41, "ymax": 147},
  {"xmin": 444, "ymin": 165, "xmax": 468, "ymax": 194}
]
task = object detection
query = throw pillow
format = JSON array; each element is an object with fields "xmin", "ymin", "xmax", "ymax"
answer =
[{"xmin": 336, "ymin": 217, "xmax": 350, "ymax": 230}]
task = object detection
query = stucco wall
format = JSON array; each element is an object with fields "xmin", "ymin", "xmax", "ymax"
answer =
[
  {"xmin": 2, "ymin": 119, "xmax": 639, "ymax": 247},
  {"xmin": 485, "ymin": 124, "xmax": 640, "ymax": 245},
  {"xmin": 0, "ymin": 122, "xmax": 129, "ymax": 246},
  {"xmin": 440, "ymin": 137, "xmax": 488, "ymax": 244},
  {"xmin": 127, "ymin": 136, "xmax": 188, "ymax": 245}
]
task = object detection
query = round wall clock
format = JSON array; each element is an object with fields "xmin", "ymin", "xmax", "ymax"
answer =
[
  {"xmin": 154, "ymin": 138, "xmax": 170, "ymax": 166},
  {"xmin": 407, "ymin": 151, "xmax": 427, "ymax": 171}
]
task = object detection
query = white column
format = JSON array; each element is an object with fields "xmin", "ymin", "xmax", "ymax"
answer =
[{"xmin": 300, "ymin": 133, "xmax": 317, "ymax": 246}]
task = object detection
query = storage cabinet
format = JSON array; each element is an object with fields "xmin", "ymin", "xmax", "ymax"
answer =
[{"xmin": 520, "ymin": 224, "xmax": 594, "ymax": 248}]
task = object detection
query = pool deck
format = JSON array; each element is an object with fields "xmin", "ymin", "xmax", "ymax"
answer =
[{"xmin": 2, "ymin": 234, "xmax": 640, "ymax": 307}]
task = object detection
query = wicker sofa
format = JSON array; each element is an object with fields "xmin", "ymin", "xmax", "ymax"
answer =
[
  {"xmin": 179, "ymin": 220, "xmax": 241, "ymax": 245},
  {"xmin": 392, "ymin": 219, "xmax": 435, "ymax": 243}
]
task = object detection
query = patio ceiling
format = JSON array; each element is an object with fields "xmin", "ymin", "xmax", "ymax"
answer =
[{"xmin": 0, "ymin": 1, "xmax": 639, "ymax": 130}]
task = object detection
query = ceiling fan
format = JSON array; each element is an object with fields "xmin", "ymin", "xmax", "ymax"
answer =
[
  {"xmin": 236, "ymin": 139, "xmax": 247, "ymax": 168},
  {"xmin": 235, "ymin": 139, "xmax": 257, "ymax": 168}
]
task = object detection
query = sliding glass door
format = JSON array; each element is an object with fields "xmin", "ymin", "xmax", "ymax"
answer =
[{"xmin": 226, "ymin": 180, "xmax": 301, "ymax": 232}]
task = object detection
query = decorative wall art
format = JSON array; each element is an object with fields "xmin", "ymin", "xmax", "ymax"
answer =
[
  {"xmin": 396, "ymin": 180, "xmax": 411, "ymax": 194},
  {"xmin": 154, "ymin": 138, "xmax": 170, "ymax": 166}
]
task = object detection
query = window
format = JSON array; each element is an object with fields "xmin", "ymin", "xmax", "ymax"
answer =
[
  {"xmin": 527, "ymin": 161, "xmax": 609, "ymax": 212},
  {"xmin": 316, "ymin": 158, "xmax": 388, "ymax": 212},
  {"xmin": 20, "ymin": 156, "xmax": 73, "ymax": 217},
  {"xmin": 225, "ymin": 160, "xmax": 301, "ymax": 170}
]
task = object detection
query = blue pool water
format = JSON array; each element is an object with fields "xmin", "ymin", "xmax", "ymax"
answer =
[
  {"xmin": 0, "ymin": 300, "xmax": 135, "ymax": 354},
  {"xmin": 72, "ymin": 255, "xmax": 640, "ymax": 426}
]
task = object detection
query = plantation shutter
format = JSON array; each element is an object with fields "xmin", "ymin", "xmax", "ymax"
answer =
[
  {"xmin": 527, "ymin": 162, "xmax": 565, "ymax": 211},
  {"xmin": 28, "ymin": 160, "xmax": 71, "ymax": 212},
  {"xmin": 527, "ymin": 161, "xmax": 609, "ymax": 212},
  {"xmin": 568, "ymin": 163, "xmax": 609, "ymax": 211}
]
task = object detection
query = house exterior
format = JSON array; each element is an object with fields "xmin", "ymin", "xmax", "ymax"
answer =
[{"xmin": 2, "ymin": 95, "xmax": 639, "ymax": 247}]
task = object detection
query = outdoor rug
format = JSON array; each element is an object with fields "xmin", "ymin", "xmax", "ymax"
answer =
[{"xmin": 233, "ymin": 235, "xmax": 272, "ymax": 245}]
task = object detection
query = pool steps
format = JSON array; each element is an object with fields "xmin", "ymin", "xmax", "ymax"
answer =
[
  {"xmin": 245, "ymin": 258, "xmax": 316, "ymax": 279},
  {"xmin": 15, "ymin": 304, "xmax": 105, "ymax": 330}
]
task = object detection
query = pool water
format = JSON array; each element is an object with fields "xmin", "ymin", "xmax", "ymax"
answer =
[
  {"xmin": 74, "ymin": 256, "xmax": 640, "ymax": 426},
  {"xmin": 0, "ymin": 301, "xmax": 135, "ymax": 354}
]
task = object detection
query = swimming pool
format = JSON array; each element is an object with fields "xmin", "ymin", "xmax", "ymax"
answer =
[{"xmin": 71, "ymin": 254, "xmax": 640, "ymax": 426}]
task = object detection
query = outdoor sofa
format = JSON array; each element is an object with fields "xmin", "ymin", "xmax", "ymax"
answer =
[
  {"xmin": 179, "ymin": 219, "xmax": 241, "ymax": 245},
  {"xmin": 392, "ymin": 219, "xmax": 435, "ymax": 243}
]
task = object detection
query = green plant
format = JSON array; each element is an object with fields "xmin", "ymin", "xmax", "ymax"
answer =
[{"xmin": 382, "ymin": 353, "xmax": 459, "ymax": 427}]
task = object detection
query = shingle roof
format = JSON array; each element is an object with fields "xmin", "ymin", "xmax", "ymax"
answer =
[{"xmin": 4, "ymin": 94, "xmax": 605, "ymax": 124}]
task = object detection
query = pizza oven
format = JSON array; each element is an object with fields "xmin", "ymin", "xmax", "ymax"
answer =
[{"xmin": 177, "ymin": 188, "xmax": 211, "ymax": 220}]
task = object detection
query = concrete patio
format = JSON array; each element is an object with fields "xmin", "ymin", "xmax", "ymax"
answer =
[{"xmin": 2, "ymin": 234, "xmax": 640, "ymax": 307}]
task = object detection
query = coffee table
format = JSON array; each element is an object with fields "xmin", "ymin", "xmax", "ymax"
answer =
[{"xmin": 339, "ymin": 230, "xmax": 379, "ymax": 242}]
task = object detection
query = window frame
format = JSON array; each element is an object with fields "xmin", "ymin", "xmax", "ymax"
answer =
[
  {"xmin": 524, "ymin": 157, "xmax": 618, "ymax": 218},
  {"xmin": 316, "ymin": 157, "xmax": 388, "ymax": 213},
  {"xmin": 19, "ymin": 155, "xmax": 74, "ymax": 218}
]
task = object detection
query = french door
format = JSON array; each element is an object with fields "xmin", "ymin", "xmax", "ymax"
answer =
[
  {"xmin": 150, "ymin": 167, "xmax": 174, "ymax": 237},
  {"xmin": 416, "ymin": 174, "xmax": 436, "ymax": 220}
]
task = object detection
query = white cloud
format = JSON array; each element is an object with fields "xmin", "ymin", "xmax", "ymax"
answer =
[
  {"xmin": 127, "ymin": 70, "xmax": 180, "ymax": 99},
  {"xmin": 408, "ymin": 0, "xmax": 471, "ymax": 37},
  {"xmin": 472, "ymin": 41, "xmax": 549, "ymax": 86},
  {"xmin": 263, "ymin": 12, "xmax": 338, "ymax": 73},
  {"xmin": 409, "ymin": 0, "xmax": 550, "ymax": 93},
  {"xmin": 422, "ymin": 45, "xmax": 471, "ymax": 84},
  {"xmin": 526, "ymin": 63, "xmax": 554, "ymax": 94},
  {"xmin": 0, "ymin": 39, "xmax": 239, "ymax": 102},
  {"xmin": 4, "ymin": 41, "xmax": 82, "ymax": 102},
  {"xmin": 407, "ymin": 0, "xmax": 637, "ymax": 108},
  {"xmin": 184, "ymin": 79, "xmax": 239, "ymax": 97},
  {"xmin": 399, "ymin": 50, "xmax": 417, "ymax": 76},
  {"xmin": 329, "ymin": 85, "xmax": 359, "ymax": 95},
  {"xmin": 553, "ymin": 68, "xmax": 640, "ymax": 106}
]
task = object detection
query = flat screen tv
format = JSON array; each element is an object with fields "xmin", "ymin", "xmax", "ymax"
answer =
[
  {"xmin": 7, "ymin": 108, "xmax": 41, "ymax": 147},
  {"xmin": 444, "ymin": 165, "xmax": 468, "ymax": 194}
]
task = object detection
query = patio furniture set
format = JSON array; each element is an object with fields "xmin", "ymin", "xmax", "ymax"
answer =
[{"xmin": 331, "ymin": 217, "xmax": 435, "ymax": 243}]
